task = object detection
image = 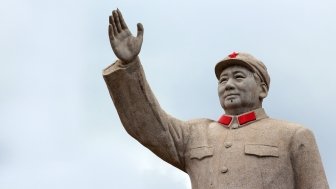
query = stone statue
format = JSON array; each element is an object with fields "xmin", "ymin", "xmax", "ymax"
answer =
[{"xmin": 103, "ymin": 9, "xmax": 329, "ymax": 189}]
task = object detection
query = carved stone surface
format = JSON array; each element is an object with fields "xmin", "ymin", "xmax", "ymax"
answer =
[{"xmin": 104, "ymin": 9, "xmax": 329, "ymax": 189}]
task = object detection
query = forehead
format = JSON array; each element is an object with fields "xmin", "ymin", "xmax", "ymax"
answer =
[{"xmin": 220, "ymin": 65, "xmax": 253, "ymax": 77}]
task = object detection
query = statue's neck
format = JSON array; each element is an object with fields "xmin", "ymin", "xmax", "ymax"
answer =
[{"xmin": 224, "ymin": 105, "xmax": 262, "ymax": 116}]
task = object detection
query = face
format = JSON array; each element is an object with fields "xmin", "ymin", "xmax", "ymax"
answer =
[{"xmin": 218, "ymin": 65, "xmax": 266, "ymax": 115}]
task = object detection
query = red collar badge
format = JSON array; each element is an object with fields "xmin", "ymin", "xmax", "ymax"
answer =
[{"xmin": 218, "ymin": 111, "xmax": 256, "ymax": 128}]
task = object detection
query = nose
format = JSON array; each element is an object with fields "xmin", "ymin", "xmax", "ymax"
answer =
[{"xmin": 224, "ymin": 78, "xmax": 235, "ymax": 91}]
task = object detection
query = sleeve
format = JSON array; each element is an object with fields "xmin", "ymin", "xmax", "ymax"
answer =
[
  {"xmin": 102, "ymin": 58, "xmax": 190, "ymax": 172},
  {"xmin": 290, "ymin": 127, "xmax": 329, "ymax": 189}
]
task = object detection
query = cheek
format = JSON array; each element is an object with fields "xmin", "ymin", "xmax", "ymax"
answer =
[
  {"xmin": 218, "ymin": 85, "xmax": 225, "ymax": 97},
  {"xmin": 239, "ymin": 83, "xmax": 259, "ymax": 99},
  {"xmin": 247, "ymin": 89, "xmax": 260, "ymax": 101}
]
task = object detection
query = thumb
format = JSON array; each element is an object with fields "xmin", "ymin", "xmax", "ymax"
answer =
[{"xmin": 136, "ymin": 23, "xmax": 144, "ymax": 38}]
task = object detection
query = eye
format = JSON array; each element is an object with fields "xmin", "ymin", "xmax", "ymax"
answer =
[
  {"xmin": 219, "ymin": 77, "xmax": 228, "ymax": 83},
  {"xmin": 234, "ymin": 74, "xmax": 245, "ymax": 79}
]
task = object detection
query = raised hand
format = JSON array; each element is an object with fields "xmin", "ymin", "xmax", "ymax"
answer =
[{"xmin": 109, "ymin": 9, "xmax": 144, "ymax": 64}]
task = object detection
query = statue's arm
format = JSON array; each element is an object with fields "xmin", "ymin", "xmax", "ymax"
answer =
[
  {"xmin": 290, "ymin": 127, "xmax": 329, "ymax": 189},
  {"xmin": 103, "ymin": 58, "xmax": 189, "ymax": 172},
  {"xmin": 104, "ymin": 9, "xmax": 189, "ymax": 172}
]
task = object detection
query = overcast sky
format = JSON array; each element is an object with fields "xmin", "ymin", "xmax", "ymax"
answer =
[{"xmin": 1, "ymin": 0, "xmax": 335, "ymax": 188}]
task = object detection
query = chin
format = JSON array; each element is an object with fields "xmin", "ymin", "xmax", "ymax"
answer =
[{"xmin": 223, "ymin": 100, "xmax": 241, "ymax": 111}]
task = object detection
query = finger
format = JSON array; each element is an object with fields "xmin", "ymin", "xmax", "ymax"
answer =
[
  {"xmin": 109, "ymin": 14, "xmax": 112, "ymax": 24},
  {"xmin": 109, "ymin": 15, "xmax": 118, "ymax": 36},
  {"xmin": 108, "ymin": 24, "xmax": 115, "ymax": 40},
  {"xmin": 136, "ymin": 23, "xmax": 144, "ymax": 38},
  {"xmin": 113, "ymin": 10, "xmax": 122, "ymax": 32},
  {"xmin": 117, "ymin": 8, "xmax": 128, "ymax": 30}
]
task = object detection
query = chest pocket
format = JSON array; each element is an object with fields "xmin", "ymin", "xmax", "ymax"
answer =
[
  {"xmin": 245, "ymin": 144, "xmax": 279, "ymax": 157},
  {"xmin": 189, "ymin": 146, "xmax": 214, "ymax": 160}
]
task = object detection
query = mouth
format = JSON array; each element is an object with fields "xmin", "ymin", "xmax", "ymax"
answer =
[{"xmin": 224, "ymin": 94, "xmax": 239, "ymax": 99}]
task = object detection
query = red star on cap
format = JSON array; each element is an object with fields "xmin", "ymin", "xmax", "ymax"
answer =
[{"xmin": 228, "ymin": 52, "xmax": 239, "ymax": 58}]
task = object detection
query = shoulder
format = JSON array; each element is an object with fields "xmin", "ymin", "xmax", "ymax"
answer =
[
  {"xmin": 184, "ymin": 118, "xmax": 215, "ymax": 132},
  {"xmin": 186, "ymin": 118, "xmax": 214, "ymax": 126},
  {"xmin": 255, "ymin": 117, "xmax": 313, "ymax": 142},
  {"xmin": 254, "ymin": 118, "xmax": 317, "ymax": 149},
  {"xmin": 260, "ymin": 117, "xmax": 306, "ymax": 132}
]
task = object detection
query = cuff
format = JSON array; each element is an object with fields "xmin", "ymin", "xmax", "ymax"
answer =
[{"xmin": 102, "ymin": 57, "xmax": 140, "ymax": 76}]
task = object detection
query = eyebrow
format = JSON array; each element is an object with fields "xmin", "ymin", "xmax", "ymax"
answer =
[
  {"xmin": 221, "ymin": 70, "xmax": 247, "ymax": 76},
  {"xmin": 232, "ymin": 70, "xmax": 246, "ymax": 74},
  {"xmin": 219, "ymin": 68, "xmax": 252, "ymax": 78}
]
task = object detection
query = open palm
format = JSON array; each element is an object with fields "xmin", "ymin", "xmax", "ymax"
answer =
[{"xmin": 109, "ymin": 9, "xmax": 144, "ymax": 64}]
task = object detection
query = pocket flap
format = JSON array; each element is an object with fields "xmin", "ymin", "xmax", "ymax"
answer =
[
  {"xmin": 189, "ymin": 146, "xmax": 214, "ymax": 160},
  {"xmin": 245, "ymin": 144, "xmax": 279, "ymax": 157}
]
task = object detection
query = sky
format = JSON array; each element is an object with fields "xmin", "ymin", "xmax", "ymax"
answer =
[{"xmin": 1, "ymin": 0, "xmax": 335, "ymax": 188}]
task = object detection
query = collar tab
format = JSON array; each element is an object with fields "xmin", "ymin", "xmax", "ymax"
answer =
[
  {"xmin": 238, "ymin": 111, "xmax": 256, "ymax": 125},
  {"xmin": 218, "ymin": 108, "xmax": 267, "ymax": 128},
  {"xmin": 218, "ymin": 115, "xmax": 233, "ymax": 125}
]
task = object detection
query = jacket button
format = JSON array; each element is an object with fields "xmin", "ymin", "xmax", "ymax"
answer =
[
  {"xmin": 224, "ymin": 142, "xmax": 232, "ymax": 148},
  {"xmin": 231, "ymin": 123, "xmax": 239, "ymax": 129},
  {"xmin": 221, "ymin": 167, "xmax": 228, "ymax": 173}
]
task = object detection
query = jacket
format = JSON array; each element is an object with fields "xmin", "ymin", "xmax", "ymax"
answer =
[{"xmin": 103, "ymin": 58, "xmax": 329, "ymax": 189}]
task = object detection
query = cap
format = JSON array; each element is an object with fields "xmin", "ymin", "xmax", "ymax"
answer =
[{"xmin": 215, "ymin": 52, "xmax": 270, "ymax": 89}]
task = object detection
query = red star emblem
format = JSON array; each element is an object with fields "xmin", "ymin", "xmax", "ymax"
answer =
[{"xmin": 228, "ymin": 52, "xmax": 239, "ymax": 58}]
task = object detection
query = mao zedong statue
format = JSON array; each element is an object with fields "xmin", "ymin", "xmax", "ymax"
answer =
[{"xmin": 103, "ymin": 9, "xmax": 329, "ymax": 189}]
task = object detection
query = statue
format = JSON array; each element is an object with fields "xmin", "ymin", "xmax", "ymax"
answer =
[{"xmin": 103, "ymin": 9, "xmax": 329, "ymax": 189}]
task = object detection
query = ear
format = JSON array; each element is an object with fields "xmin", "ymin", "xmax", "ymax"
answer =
[{"xmin": 259, "ymin": 83, "xmax": 268, "ymax": 100}]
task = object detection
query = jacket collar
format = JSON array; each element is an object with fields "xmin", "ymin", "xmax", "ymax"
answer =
[{"xmin": 218, "ymin": 108, "xmax": 268, "ymax": 129}]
